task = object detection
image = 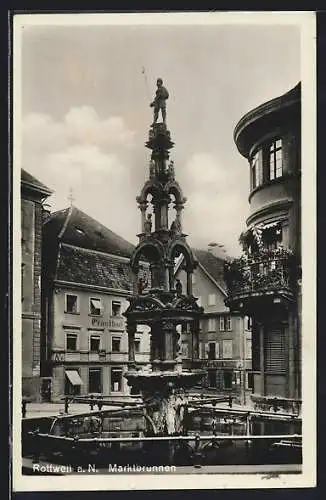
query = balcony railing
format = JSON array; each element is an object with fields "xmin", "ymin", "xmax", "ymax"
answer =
[{"xmin": 224, "ymin": 248, "xmax": 297, "ymax": 300}]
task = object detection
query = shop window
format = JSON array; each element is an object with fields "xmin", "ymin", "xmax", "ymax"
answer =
[
  {"xmin": 90, "ymin": 334, "xmax": 101, "ymax": 352},
  {"xmin": 208, "ymin": 370, "xmax": 217, "ymax": 387},
  {"xmin": 112, "ymin": 336, "xmax": 121, "ymax": 352},
  {"xmin": 65, "ymin": 294, "xmax": 79, "ymax": 314},
  {"xmin": 66, "ymin": 333, "xmax": 78, "ymax": 352},
  {"xmin": 269, "ymin": 139, "xmax": 283, "ymax": 180},
  {"xmin": 223, "ymin": 371, "xmax": 233, "ymax": 390},
  {"xmin": 208, "ymin": 342, "xmax": 216, "ymax": 360},
  {"xmin": 65, "ymin": 369, "xmax": 81, "ymax": 396},
  {"xmin": 89, "ymin": 298, "xmax": 102, "ymax": 316},
  {"xmin": 89, "ymin": 368, "xmax": 102, "ymax": 393},
  {"xmin": 111, "ymin": 300, "xmax": 121, "ymax": 317},
  {"xmin": 111, "ymin": 368, "xmax": 122, "ymax": 392}
]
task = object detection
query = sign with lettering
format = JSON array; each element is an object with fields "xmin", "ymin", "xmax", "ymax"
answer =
[
  {"xmin": 52, "ymin": 351, "xmax": 65, "ymax": 362},
  {"xmin": 91, "ymin": 317, "xmax": 125, "ymax": 331}
]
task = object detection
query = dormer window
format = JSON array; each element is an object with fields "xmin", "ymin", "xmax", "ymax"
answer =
[{"xmin": 269, "ymin": 139, "xmax": 283, "ymax": 180}]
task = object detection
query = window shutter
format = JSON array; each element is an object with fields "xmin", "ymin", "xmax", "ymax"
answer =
[
  {"xmin": 215, "ymin": 341, "xmax": 220, "ymax": 359},
  {"xmin": 265, "ymin": 328, "xmax": 286, "ymax": 373},
  {"xmin": 199, "ymin": 343, "xmax": 205, "ymax": 359},
  {"xmin": 205, "ymin": 343, "xmax": 209, "ymax": 359}
]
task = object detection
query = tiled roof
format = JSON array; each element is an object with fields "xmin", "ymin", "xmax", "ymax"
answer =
[
  {"xmin": 56, "ymin": 244, "xmax": 133, "ymax": 292},
  {"xmin": 44, "ymin": 206, "xmax": 134, "ymax": 259},
  {"xmin": 21, "ymin": 169, "xmax": 53, "ymax": 196},
  {"xmin": 193, "ymin": 248, "xmax": 227, "ymax": 293}
]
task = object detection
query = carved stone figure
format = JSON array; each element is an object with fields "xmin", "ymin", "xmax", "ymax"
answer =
[
  {"xmin": 150, "ymin": 78, "xmax": 169, "ymax": 125},
  {"xmin": 144, "ymin": 213, "xmax": 152, "ymax": 234}
]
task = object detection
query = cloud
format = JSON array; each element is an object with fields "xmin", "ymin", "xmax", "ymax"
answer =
[
  {"xmin": 21, "ymin": 107, "xmax": 140, "ymax": 243},
  {"xmin": 22, "ymin": 106, "xmax": 136, "ymax": 158},
  {"xmin": 180, "ymin": 153, "xmax": 249, "ymax": 256}
]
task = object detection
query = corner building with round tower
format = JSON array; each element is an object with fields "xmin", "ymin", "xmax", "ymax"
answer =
[{"xmin": 225, "ymin": 83, "xmax": 301, "ymax": 422}]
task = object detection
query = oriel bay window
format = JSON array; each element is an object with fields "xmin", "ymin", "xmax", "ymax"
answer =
[{"xmin": 89, "ymin": 297, "xmax": 102, "ymax": 316}]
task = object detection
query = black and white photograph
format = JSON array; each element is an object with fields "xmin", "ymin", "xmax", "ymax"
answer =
[{"xmin": 12, "ymin": 11, "xmax": 316, "ymax": 491}]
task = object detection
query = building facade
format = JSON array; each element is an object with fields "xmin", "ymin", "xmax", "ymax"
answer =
[
  {"xmin": 41, "ymin": 206, "xmax": 150, "ymax": 401},
  {"xmin": 21, "ymin": 169, "xmax": 52, "ymax": 401},
  {"xmin": 175, "ymin": 246, "xmax": 252, "ymax": 405},
  {"xmin": 224, "ymin": 83, "xmax": 301, "ymax": 416}
]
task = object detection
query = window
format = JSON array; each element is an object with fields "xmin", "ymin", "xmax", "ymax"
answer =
[
  {"xmin": 111, "ymin": 300, "xmax": 121, "ymax": 317},
  {"xmin": 246, "ymin": 338, "xmax": 252, "ymax": 360},
  {"xmin": 220, "ymin": 316, "xmax": 232, "ymax": 331},
  {"xmin": 245, "ymin": 316, "xmax": 252, "ymax": 331},
  {"xmin": 197, "ymin": 296, "xmax": 202, "ymax": 307},
  {"xmin": 269, "ymin": 139, "xmax": 283, "ymax": 180},
  {"xmin": 199, "ymin": 343, "xmax": 205, "ymax": 359},
  {"xmin": 112, "ymin": 336, "xmax": 121, "ymax": 352},
  {"xmin": 251, "ymin": 150, "xmax": 262, "ymax": 189},
  {"xmin": 191, "ymin": 274, "xmax": 196, "ymax": 285},
  {"xmin": 265, "ymin": 327, "xmax": 286, "ymax": 373},
  {"xmin": 222, "ymin": 340, "xmax": 233, "ymax": 359},
  {"xmin": 134, "ymin": 339, "xmax": 141, "ymax": 353},
  {"xmin": 208, "ymin": 318, "xmax": 216, "ymax": 332},
  {"xmin": 111, "ymin": 368, "xmax": 122, "ymax": 392},
  {"xmin": 66, "ymin": 333, "xmax": 78, "ymax": 351},
  {"xmin": 208, "ymin": 370, "xmax": 217, "ymax": 387},
  {"xmin": 223, "ymin": 371, "xmax": 233, "ymax": 390},
  {"xmin": 247, "ymin": 372, "xmax": 254, "ymax": 390},
  {"xmin": 89, "ymin": 298, "xmax": 102, "ymax": 316},
  {"xmin": 90, "ymin": 334, "xmax": 101, "ymax": 352},
  {"xmin": 21, "ymin": 263, "xmax": 25, "ymax": 302},
  {"xmin": 65, "ymin": 294, "xmax": 79, "ymax": 314},
  {"xmin": 208, "ymin": 342, "xmax": 216, "ymax": 360},
  {"xmin": 208, "ymin": 294, "xmax": 216, "ymax": 306},
  {"xmin": 89, "ymin": 368, "xmax": 102, "ymax": 393},
  {"xmin": 65, "ymin": 369, "xmax": 81, "ymax": 396}
]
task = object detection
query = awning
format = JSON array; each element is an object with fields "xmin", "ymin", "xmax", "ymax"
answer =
[
  {"xmin": 65, "ymin": 370, "xmax": 83, "ymax": 386},
  {"xmin": 90, "ymin": 299, "xmax": 102, "ymax": 309}
]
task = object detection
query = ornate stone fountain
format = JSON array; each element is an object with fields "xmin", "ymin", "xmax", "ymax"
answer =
[{"xmin": 124, "ymin": 80, "xmax": 205, "ymax": 437}]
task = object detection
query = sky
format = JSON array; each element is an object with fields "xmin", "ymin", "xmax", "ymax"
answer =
[{"xmin": 18, "ymin": 15, "xmax": 301, "ymax": 256}]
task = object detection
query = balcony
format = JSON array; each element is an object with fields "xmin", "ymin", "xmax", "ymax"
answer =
[{"xmin": 224, "ymin": 248, "xmax": 297, "ymax": 312}]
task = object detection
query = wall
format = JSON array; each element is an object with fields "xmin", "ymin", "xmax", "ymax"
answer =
[
  {"xmin": 21, "ymin": 198, "xmax": 43, "ymax": 401},
  {"xmin": 48, "ymin": 287, "xmax": 150, "ymax": 400}
]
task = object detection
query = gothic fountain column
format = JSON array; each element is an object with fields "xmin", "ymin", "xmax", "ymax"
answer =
[{"xmin": 124, "ymin": 78, "xmax": 206, "ymax": 454}]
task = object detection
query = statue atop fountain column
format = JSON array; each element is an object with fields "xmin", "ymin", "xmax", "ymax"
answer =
[{"xmin": 150, "ymin": 78, "xmax": 169, "ymax": 125}]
